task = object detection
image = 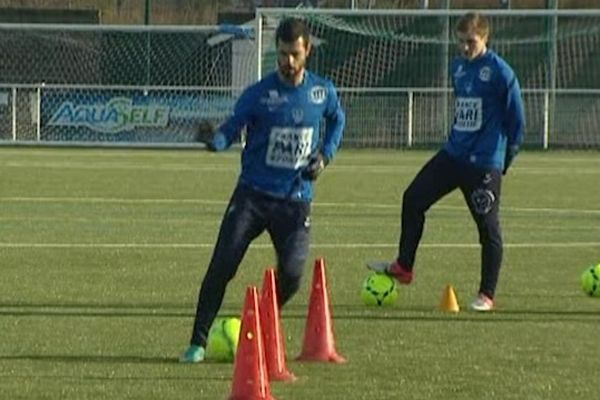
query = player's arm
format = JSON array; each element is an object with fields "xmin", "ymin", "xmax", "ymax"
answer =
[
  {"xmin": 321, "ymin": 83, "xmax": 345, "ymax": 162},
  {"xmin": 303, "ymin": 83, "xmax": 345, "ymax": 180},
  {"xmin": 197, "ymin": 87, "xmax": 255, "ymax": 152},
  {"xmin": 502, "ymin": 71, "xmax": 525, "ymax": 174}
]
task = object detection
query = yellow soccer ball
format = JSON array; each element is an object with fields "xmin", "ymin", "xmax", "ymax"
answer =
[
  {"xmin": 205, "ymin": 317, "xmax": 242, "ymax": 362},
  {"xmin": 581, "ymin": 264, "xmax": 600, "ymax": 297},
  {"xmin": 361, "ymin": 272, "xmax": 398, "ymax": 306}
]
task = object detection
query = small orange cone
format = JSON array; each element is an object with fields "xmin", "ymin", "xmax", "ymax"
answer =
[
  {"xmin": 440, "ymin": 285, "xmax": 460, "ymax": 312},
  {"xmin": 297, "ymin": 258, "xmax": 346, "ymax": 363},
  {"xmin": 260, "ymin": 268, "xmax": 297, "ymax": 382},
  {"xmin": 229, "ymin": 286, "xmax": 276, "ymax": 400}
]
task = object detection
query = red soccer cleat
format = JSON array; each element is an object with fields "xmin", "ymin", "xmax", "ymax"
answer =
[{"xmin": 367, "ymin": 260, "xmax": 413, "ymax": 284}]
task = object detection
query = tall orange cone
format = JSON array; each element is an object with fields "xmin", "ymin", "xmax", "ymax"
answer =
[
  {"xmin": 229, "ymin": 286, "xmax": 276, "ymax": 400},
  {"xmin": 297, "ymin": 258, "xmax": 346, "ymax": 363},
  {"xmin": 260, "ymin": 269, "xmax": 297, "ymax": 382},
  {"xmin": 440, "ymin": 284, "xmax": 460, "ymax": 312}
]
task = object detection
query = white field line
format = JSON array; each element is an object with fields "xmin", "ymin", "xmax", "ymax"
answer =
[
  {"xmin": 0, "ymin": 161, "xmax": 235, "ymax": 172},
  {"xmin": 1, "ymin": 196, "xmax": 600, "ymax": 216},
  {"xmin": 0, "ymin": 196, "xmax": 224, "ymax": 205},
  {"xmin": 0, "ymin": 242, "xmax": 599, "ymax": 249},
  {"xmin": 1, "ymin": 159, "xmax": 600, "ymax": 174}
]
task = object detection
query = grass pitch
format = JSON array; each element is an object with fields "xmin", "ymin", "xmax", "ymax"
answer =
[{"xmin": 0, "ymin": 147, "xmax": 599, "ymax": 399}]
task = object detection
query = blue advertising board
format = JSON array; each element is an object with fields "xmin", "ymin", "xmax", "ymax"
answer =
[{"xmin": 42, "ymin": 89, "xmax": 235, "ymax": 143}]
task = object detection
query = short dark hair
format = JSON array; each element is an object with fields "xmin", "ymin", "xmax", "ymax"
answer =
[{"xmin": 275, "ymin": 18, "xmax": 310, "ymax": 46}]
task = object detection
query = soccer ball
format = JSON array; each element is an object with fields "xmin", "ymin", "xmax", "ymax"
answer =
[
  {"xmin": 581, "ymin": 264, "xmax": 600, "ymax": 297},
  {"xmin": 205, "ymin": 317, "xmax": 242, "ymax": 362},
  {"xmin": 361, "ymin": 272, "xmax": 398, "ymax": 306}
]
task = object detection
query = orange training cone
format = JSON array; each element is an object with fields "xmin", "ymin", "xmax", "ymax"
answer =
[
  {"xmin": 229, "ymin": 286, "xmax": 276, "ymax": 400},
  {"xmin": 440, "ymin": 284, "xmax": 460, "ymax": 312},
  {"xmin": 297, "ymin": 258, "xmax": 346, "ymax": 363},
  {"xmin": 260, "ymin": 269, "xmax": 297, "ymax": 382}
]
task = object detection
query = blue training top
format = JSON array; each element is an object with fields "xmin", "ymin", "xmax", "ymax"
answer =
[
  {"xmin": 444, "ymin": 49, "xmax": 525, "ymax": 171},
  {"xmin": 212, "ymin": 71, "xmax": 345, "ymax": 202}
]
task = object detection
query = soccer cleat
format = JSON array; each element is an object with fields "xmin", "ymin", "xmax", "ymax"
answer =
[
  {"xmin": 366, "ymin": 260, "xmax": 413, "ymax": 284},
  {"xmin": 179, "ymin": 345, "xmax": 205, "ymax": 363},
  {"xmin": 469, "ymin": 293, "xmax": 495, "ymax": 311}
]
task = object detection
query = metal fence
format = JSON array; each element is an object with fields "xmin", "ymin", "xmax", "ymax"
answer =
[{"xmin": 1, "ymin": 9, "xmax": 600, "ymax": 148}]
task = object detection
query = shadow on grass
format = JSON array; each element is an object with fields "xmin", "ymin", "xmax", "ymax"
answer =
[
  {"xmin": 0, "ymin": 301, "xmax": 190, "ymax": 310},
  {"xmin": 0, "ymin": 301, "xmax": 238, "ymax": 319},
  {"xmin": 0, "ymin": 309, "xmax": 188, "ymax": 318},
  {"xmin": 0, "ymin": 354, "xmax": 233, "ymax": 372},
  {"xmin": 1, "ymin": 302, "xmax": 598, "ymax": 323},
  {"xmin": 0, "ymin": 301, "xmax": 211, "ymax": 319},
  {"xmin": 0, "ymin": 354, "xmax": 177, "ymax": 364},
  {"xmin": 281, "ymin": 304, "xmax": 600, "ymax": 324}
]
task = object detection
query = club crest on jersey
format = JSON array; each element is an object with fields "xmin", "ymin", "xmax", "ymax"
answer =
[
  {"xmin": 479, "ymin": 66, "xmax": 492, "ymax": 82},
  {"xmin": 309, "ymin": 86, "xmax": 326, "ymax": 104},
  {"xmin": 292, "ymin": 108, "xmax": 304, "ymax": 124}
]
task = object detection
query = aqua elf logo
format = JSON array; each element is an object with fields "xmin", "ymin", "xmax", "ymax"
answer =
[{"xmin": 49, "ymin": 97, "xmax": 170, "ymax": 133}]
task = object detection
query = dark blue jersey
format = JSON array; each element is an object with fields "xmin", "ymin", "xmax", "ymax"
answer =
[
  {"xmin": 215, "ymin": 71, "xmax": 345, "ymax": 202},
  {"xmin": 444, "ymin": 50, "xmax": 525, "ymax": 171}
]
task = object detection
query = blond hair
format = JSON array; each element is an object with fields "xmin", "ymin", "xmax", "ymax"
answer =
[{"xmin": 456, "ymin": 12, "xmax": 490, "ymax": 39}]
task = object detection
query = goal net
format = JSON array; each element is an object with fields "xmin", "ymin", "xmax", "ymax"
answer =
[
  {"xmin": 0, "ymin": 24, "xmax": 256, "ymax": 145},
  {"xmin": 257, "ymin": 9, "xmax": 600, "ymax": 148}
]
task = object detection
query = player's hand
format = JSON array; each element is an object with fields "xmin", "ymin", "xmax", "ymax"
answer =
[
  {"xmin": 195, "ymin": 119, "xmax": 217, "ymax": 151},
  {"xmin": 301, "ymin": 152, "xmax": 328, "ymax": 181}
]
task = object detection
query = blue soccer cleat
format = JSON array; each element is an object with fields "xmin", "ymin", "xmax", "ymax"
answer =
[{"xmin": 179, "ymin": 345, "xmax": 205, "ymax": 363}]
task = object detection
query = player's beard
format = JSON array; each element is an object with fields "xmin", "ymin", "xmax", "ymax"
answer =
[{"xmin": 278, "ymin": 60, "xmax": 305, "ymax": 85}]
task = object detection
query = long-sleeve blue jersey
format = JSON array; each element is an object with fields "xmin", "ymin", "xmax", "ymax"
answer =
[
  {"xmin": 444, "ymin": 50, "xmax": 525, "ymax": 171},
  {"xmin": 215, "ymin": 71, "xmax": 345, "ymax": 202}
]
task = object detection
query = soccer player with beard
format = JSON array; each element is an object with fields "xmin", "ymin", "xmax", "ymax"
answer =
[
  {"xmin": 369, "ymin": 12, "xmax": 525, "ymax": 311},
  {"xmin": 180, "ymin": 18, "xmax": 345, "ymax": 362}
]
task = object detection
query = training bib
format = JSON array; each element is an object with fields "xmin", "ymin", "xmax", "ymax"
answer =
[
  {"xmin": 454, "ymin": 97, "xmax": 482, "ymax": 132},
  {"xmin": 266, "ymin": 127, "xmax": 313, "ymax": 169}
]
